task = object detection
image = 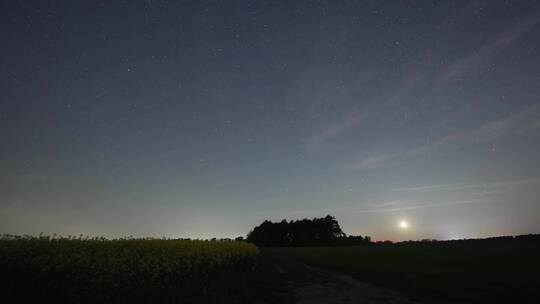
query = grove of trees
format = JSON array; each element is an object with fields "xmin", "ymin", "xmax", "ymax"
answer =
[{"xmin": 246, "ymin": 215, "xmax": 371, "ymax": 246}]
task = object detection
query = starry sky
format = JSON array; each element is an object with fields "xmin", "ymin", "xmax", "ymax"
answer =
[{"xmin": 2, "ymin": 1, "xmax": 540, "ymax": 241}]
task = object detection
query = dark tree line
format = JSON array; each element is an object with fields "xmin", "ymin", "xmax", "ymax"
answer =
[{"xmin": 246, "ymin": 215, "xmax": 371, "ymax": 246}]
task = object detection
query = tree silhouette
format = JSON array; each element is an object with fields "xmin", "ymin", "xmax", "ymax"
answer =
[{"xmin": 246, "ymin": 215, "xmax": 370, "ymax": 246}]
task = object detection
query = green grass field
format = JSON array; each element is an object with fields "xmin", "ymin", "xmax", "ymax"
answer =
[{"xmin": 265, "ymin": 238, "xmax": 540, "ymax": 303}]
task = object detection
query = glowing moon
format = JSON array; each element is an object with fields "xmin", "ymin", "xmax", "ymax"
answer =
[{"xmin": 399, "ymin": 220, "xmax": 409, "ymax": 229}]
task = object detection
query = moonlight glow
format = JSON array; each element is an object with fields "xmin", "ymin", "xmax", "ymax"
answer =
[{"xmin": 399, "ymin": 221, "xmax": 409, "ymax": 229}]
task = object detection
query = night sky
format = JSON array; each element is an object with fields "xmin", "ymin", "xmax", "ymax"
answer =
[{"xmin": 2, "ymin": 1, "xmax": 540, "ymax": 241}]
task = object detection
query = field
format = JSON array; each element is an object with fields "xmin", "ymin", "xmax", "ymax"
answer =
[
  {"xmin": 0, "ymin": 235, "xmax": 258, "ymax": 303},
  {"xmin": 2, "ymin": 235, "xmax": 539, "ymax": 303},
  {"xmin": 264, "ymin": 237, "xmax": 540, "ymax": 303}
]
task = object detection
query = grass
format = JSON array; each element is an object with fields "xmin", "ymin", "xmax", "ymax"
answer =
[{"xmin": 264, "ymin": 238, "xmax": 540, "ymax": 303}]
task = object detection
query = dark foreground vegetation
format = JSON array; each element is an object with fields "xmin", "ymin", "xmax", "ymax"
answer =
[
  {"xmin": 268, "ymin": 234, "xmax": 540, "ymax": 303},
  {"xmin": 2, "ymin": 229, "xmax": 539, "ymax": 303},
  {"xmin": 0, "ymin": 235, "xmax": 258, "ymax": 303}
]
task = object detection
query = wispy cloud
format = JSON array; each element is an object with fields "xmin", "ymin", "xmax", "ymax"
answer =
[
  {"xmin": 304, "ymin": 56, "xmax": 431, "ymax": 152},
  {"xmin": 350, "ymin": 104, "xmax": 540, "ymax": 169},
  {"xmin": 307, "ymin": 8, "xmax": 540, "ymax": 155},
  {"xmin": 517, "ymin": 113, "xmax": 540, "ymax": 135},
  {"xmin": 351, "ymin": 135, "xmax": 449, "ymax": 169},
  {"xmin": 249, "ymin": 177, "xmax": 530, "ymax": 217},
  {"xmin": 249, "ymin": 198, "xmax": 490, "ymax": 217},
  {"xmin": 450, "ymin": 104, "xmax": 540, "ymax": 144},
  {"xmin": 306, "ymin": 111, "xmax": 369, "ymax": 150},
  {"xmin": 393, "ymin": 177, "xmax": 540, "ymax": 193},
  {"xmin": 439, "ymin": 10, "xmax": 540, "ymax": 84},
  {"xmin": 392, "ymin": 184, "xmax": 454, "ymax": 192},
  {"xmin": 353, "ymin": 154, "xmax": 396, "ymax": 169},
  {"xmin": 349, "ymin": 198, "xmax": 491, "ymax": 214},
  {"xmin": 305, "ymin": 71, "xmax": 426, "ymax": 152}
]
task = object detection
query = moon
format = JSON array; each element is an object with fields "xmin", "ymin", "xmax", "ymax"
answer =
[{"xmin": 399, "ymin": 220, "xmax": 409, "ymax": 229}]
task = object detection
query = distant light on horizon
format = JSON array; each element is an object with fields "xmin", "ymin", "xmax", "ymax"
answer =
[{"xmin": 399, "ymin": 220, "xmax": 409, "ymax": 229}]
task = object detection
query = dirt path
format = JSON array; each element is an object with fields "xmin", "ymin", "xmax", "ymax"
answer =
[
  {"xmin": 279, "ymin": 263, "xmax": 420, "ymax": 304},
  {"xmin": 251, "ymin": 250, "xmax": 426, "ymax": 304}
]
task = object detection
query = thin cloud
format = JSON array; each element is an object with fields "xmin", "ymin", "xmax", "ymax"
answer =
[
  {"xmin": 305, "ymin": 60, "xmax": 431, "ymax": 152},
  {"xmin": 393, "ymin": 177, "xmax": 540, "ymax": 193},
  {"xmin": 451, "ymin": 104, "xmax": 540, "ymax": 144},
  {"xmin": 517, "ymin": 115, "xmax": 540, "ymax": 135},
  {"xmin": 308, "ymin": 9, "xmax": 540, "ymax": 157},
  {"xmin": 307, "ymin": 71, "xmax": 425, "ymax": 152},
  {"xmin": 306, "ymin": 112, "xmax": 369, "ymax": 150},
  {"xmin": 354, "ymin": 199, "xmax": 489, "ymax": 213},
  {"xmin": 439, "ymin": 10, "xmax": 540, "ymax": 84},
  {"xmin": 249, "ymin": 198, "xmax": 490, "ymax": 217},
  {"xmin": 350, "ymin": 104, "xmax": 540, "ymax": 169},
  {"xmin": 392, "ymin": 184, "xmax": 454, "ymax": 192},
  {"xmin": 353, "ymin": 153, "xmax": 397, "ymax": 169},
  {"xmin": 352, "ymin": 135, "xmax": 450, "ymax": 169}
]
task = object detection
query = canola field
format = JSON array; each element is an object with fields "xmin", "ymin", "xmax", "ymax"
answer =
[{"xmin": 0, "ymin": 235, "xmax": 259, "ymax": 303}]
